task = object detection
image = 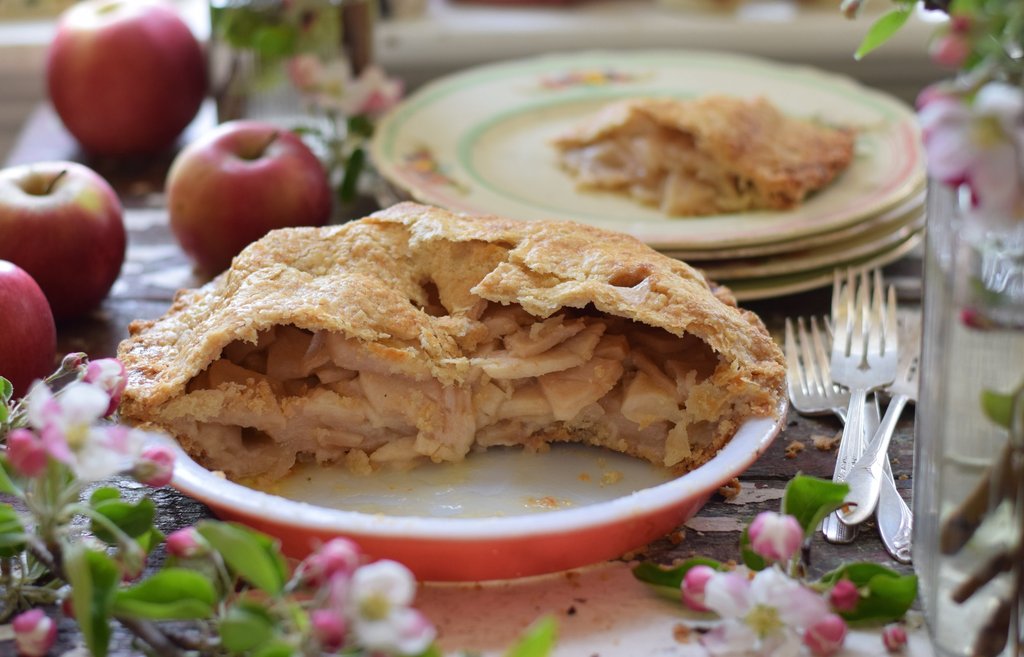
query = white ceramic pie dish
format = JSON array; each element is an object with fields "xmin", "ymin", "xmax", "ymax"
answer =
[{"xmin": 158, "ymin": 397, "xmax": 787, "ymax": 582}]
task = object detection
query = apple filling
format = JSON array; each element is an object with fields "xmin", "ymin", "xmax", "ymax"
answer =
[{"xmin": 161, "ymin": 303, "xmax": 730, "ymax": 480}]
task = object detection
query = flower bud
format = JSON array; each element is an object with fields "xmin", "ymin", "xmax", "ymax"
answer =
[
  {"xmin": 133, "ymin": 445, "xmax": 174, "ymax": 487},
  {"xmin": 804, "ymin": 613, "xmax": 847, "ymax": 657},
  {"xmin": 882, "ymin": 624, "xmax": 908, "ymax": 652},
  {"xmin": 299, "ymin": 537, "xmax": 362, "ymax": 587},
  {"xmin": 748, "ymin": 511, "xmax": 803, "ymax": 562},
  {"xmin": 828, "ymin": 579, "xmax": 860, "ymax": 613},
  {"xmin": 311, "ymin": 609, "xmax": 348, "ymax": 651},
  {"xmin": 929, "ymin": 33, "xmax": 970, "ymax": 69},
  {"xmin": 13, "ymin": 609, "xmax": 57, "ymax": 657},
  {"xmin": 84, "ymin": 358, "xmax": 127, "ymax": 416},
  {"xmin": 7, "ymin": 429, "xmax": 48, "ymax": 478},
  {"xmin": 681, "ymin": 565, "xmax": 716, "ymax": 612},
  {"xmin": 166, "ymin": 527, "xmax": 209, "ymax": 559}
]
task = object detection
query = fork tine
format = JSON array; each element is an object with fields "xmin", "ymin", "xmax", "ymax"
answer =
[
  {"xmin": 885, "ymin": 284, "xmax": 899, "ymax": 355},
  {"xmin": 808, "ymin": 316, "xmax": 832, "ymax": 390},
  {"xmin": 784, "ymin": 317, "xmax": 807, "ymax": 396},
  {"xmin": 868, "ymin": 269, "xmax": 885, "ymax": 357},
  {"xmin": 797, "ymin": 317, "xmax": 824, "ymax": 397},
  {"xmin": 832, "ymin": 270, "xmax": 852, "ymax": 355},
  {"xmin": 852, "ymin": 269, "xmax": 869, "ymax": 364}
]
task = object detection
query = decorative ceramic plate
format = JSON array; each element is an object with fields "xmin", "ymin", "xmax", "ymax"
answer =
[
  {"xmin": 158, "ymin": 398, "xmax": 786, "ymax": 582},
  {"xmin": 371, "ymin": 50, "xmax": 925, "ymax": 251},
  {"xmin": 723, "ymin": 230, "xmax": 924, "ymax": 301},
  {"xmin": 699, "ymin": 210, "xmax": 924, "ymax": 280}
]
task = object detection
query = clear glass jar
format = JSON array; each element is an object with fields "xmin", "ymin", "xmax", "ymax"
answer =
[
  {"xmin": 914, "ymin": 182, "xmax": 1024, "ymax": 657},
  {"xmin": 207, "ymin": 0, "xmax": 375, "ymax": 125}
]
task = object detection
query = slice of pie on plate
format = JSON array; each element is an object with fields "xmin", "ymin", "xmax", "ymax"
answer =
[
  {"xmin": 553, "ymin": 95, "xmax": 855, "ymax": 216},
  {"xmin": 117, "ymin": 202, "xmax": 785, "ymax": 481}
]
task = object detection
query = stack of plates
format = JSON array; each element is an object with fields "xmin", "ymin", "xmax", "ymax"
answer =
[{"xmin": 369, "ymin": 50, "xmax": 926, "ymax": 301}]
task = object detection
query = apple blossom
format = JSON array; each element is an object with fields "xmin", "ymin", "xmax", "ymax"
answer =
[
  {"xmin": 929, "ymin": 33, "xmax": 970, "ymax": 69},
  {"xmin": 700, "ymin": 567, "xmax": 833, "ymax": 657},
  {"xmin": 6, "ymin": 428, "xmax": 48, "ymax": 477},
  {"xmin": 83, "ymin": 358, "xmax": 127, "ymax": 415},
  {"xmin": 133, "ymin": 444, "xmax": 175, "ymax": 487},
  {"xmin": 883, "ymin": 624, "xmax": 908, "ymax": 652},
  {"xmin": 828, "ymin": 578, "xmax": 860, "ymax": 612},
  {"xmin": 681, "ymin": 564, "xmax": 716, "ymax": 612},
  {"xmin": 349, "ymin": 559, "xmax": 436, "ymax": 655},
  {"xmin": 299, "ymin": 537, "xmax": 362, "ymax": 586},
  {"xmin": 13, "ymin": 609, "xmax": 56, "ymax": 657},
  {"xmin": 748, "ymin": 511, "xmax": 803, "ymax": 563},
  {"xmin": 311, "ymin": 608, "xmax": 348, "ymax": 651},
  {"xmin": 165, "ymin": 527, "xmax": 209, "ymax": 559},
  {"xmin": 803, "ymin": 613, "xmax": 847, "ymax": 657}
]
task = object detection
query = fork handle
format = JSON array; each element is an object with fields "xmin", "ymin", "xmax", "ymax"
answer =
[
  {"xmin": 839, "ymin": 394, "xmax": 909, "ymax": 526},
  {"xmin": 878, "ymin": 456, "xmax": 913, "ymax": 563},
  {"xmin": 834, "ymin": 388, "xmax": 870, "ymax": 483},
  {"xmin": 822, "ymin": 392, "xmax": 875, "ymax": 544}
]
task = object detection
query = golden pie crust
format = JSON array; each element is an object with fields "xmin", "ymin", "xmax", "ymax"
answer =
[
  {"xmin": 118, "ymin": 203, "xmax": 785, "ymax": 480},
  {"xmin": 553, "ymin": 96, "xmax": 855, "ymax": 216}
]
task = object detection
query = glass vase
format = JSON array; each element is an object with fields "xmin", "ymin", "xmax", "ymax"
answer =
[
  {"xmin": 914, "ymin": 182, "xmax": 1024, "ymax": 657},
  {"xmin": 207, "ymin": 0, "xmax": 375, "ymax": 127}
]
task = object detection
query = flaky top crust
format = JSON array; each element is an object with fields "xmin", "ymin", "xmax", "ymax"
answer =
[
  {"xmin": 119, "ymin": 203, "xmax": 785, "ymax": 419},
  {"xmin": 552, "ymin": 96, "xmax": 855, "ymax": 207}
]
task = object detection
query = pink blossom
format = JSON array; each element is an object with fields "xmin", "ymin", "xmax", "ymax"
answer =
[
  {"xmin": 299, "ymin": 537, "xmax": 362, "ymax": 586},
  {"xmin": 13, "ymin": 609, "xmax": 56, "ymax": 657},
  {"xmin": 929, "ymin": 33, "xmax": 971, "ymax": 69},
  {"xmin": 287, "ymin": 54, "xmax": 323, "ymax": 93},
  {"xmin": 165, "ymin": 527, "xmax": 208, "ymax": 559},
  {"xmin": 700, "ymin": 567, "xmax": 831, "ymax": 657},
  {"xmin": 349, "ymin": 560, "xmax": 435, "ymax": 654},
  {"xmin": 804, "ymin": 613, "xmax": 847, "ymax": 656},
  {"xmin": 311, "ymin": 609, "xmax": 348, "ymax": 651},
  {"xmin": 883, "ymin": 624, "xmax": 908, "ymax": 652},
  {"xmin": 748, "ymin": 511, "xmax": 803, "ymax": 562},
  {"xmin": 133, "ymin": 445, "xmax": 174, "ymax": 487},
  {"xmin": 681, "ymin": 565, "xmax": 716, "ymax": 612},
  {"xmin": 83, "ymin": 358, "xmax": 127, "ymax": 416},
  {"xmin": 6, "ymin": 428, "xmax": 49, "ymax": 477},
  {"xmin": 828, "ymin": 579, "xmax": 860, "ymax": 613}
]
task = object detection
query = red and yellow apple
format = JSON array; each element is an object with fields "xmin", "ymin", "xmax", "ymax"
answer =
[
  {"xmin": 0, "ymin": 161, "xmax": 126, "ymax": 320},
  {"xmin": 0, "ymin": 261, "xmax": 56, "ymax": 396},
  {"xmin": 46, "ymin": 0, "xmax": 207, "ymax": 157},
  {"xmin": 167, "ymin": 120, "xmax": 333, "ymax": 274}
]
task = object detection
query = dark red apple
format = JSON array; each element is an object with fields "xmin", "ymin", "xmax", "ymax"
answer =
[
  {"xmin": 167, "ymin": 120, "xmax": 333, "ymax": 274},
  {"xmin": 0, "ymin": 261, "xmax": 56, "ymax": 396},
  {"xmin": 46, "ymin": 0, "xmax": 207, "ymax": 157},
  {"xmin": 0, "ymin": 162, "xmax": 126, "ymax": 320}
]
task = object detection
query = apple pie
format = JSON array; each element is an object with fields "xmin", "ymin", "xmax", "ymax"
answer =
[
  {"xmin": 117, "ymin": 203, "xmax": 785, "ymax": 481},
  {"xmin": 553, "ymin": 96, "xmax": 855, "ymax": 216}
]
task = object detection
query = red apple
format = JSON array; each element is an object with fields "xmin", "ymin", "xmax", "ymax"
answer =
[
  {"xmin": 167, "ymin": 120, "xmax": 333, "ymax": 274},
  {"xmin": 0, "ymin": 261, "xmax": 56, "ymax": 397},
  {"xmin": 46, "ymin": 0, "xmax": 206, "ymax": 157},
  {"xmin": 0, "ymin": 161, "xmax": 126, "ymax": 320}
]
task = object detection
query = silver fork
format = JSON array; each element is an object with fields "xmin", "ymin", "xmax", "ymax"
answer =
[
  {"xmin": 784, "ymin": 313, "xmax": 913, "ymax": 562},
  {"xmin": 841, "ymin": 316, "xmax": 921, "ymax": 526},
  {"xmin": 827, "ymin": 269, "xmax": 899, "ymax": 540}
]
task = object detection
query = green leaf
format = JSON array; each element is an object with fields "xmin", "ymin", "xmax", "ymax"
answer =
[
  {"xmin": 338, "ymin": 147, "xmax": 366, "ymax": 203},
  {"xmin": 90, "ymin": 487, "xmax": 120, "ymax": 504},
  {"xmin": 112, "ymin": 568, "xmax": 216, "ymax": 620},
  {"xmin": 0, "ymin": 503, "xmax": 26, "ymax": 557},
  {"xmin": 739, "ymin": 526, "xmax": 768, "ymax": 571},
  {"xmin": 818, "ymin": 563, "xmax": 917, "ymax": 624},
  {"xmin": 504, "ymin": 616, "xmax": 557, "ymax": 657},
  {"xmin": 854, "ymin": 6, "xmax": 913, "ymax": 59},
  {"xmin": 66, "ymin": 545, "xmax": 120, "ymax": 657},
  {"xmin": 413, "ymin": 645, "xmax": 445, "ymax": 657},
  {"xmin": 219, "ymin": 602, "xmax": 277, "ymax": 653},
  {"xmin": 782, "ymin": 474, "xmax": 849, "ymax": 536},
  {"xmin": 347, "ymin": 114, "xmax": 375, "ymax": 139},
  {"xmin": 253, "ymin": 643, "xmax": 296, "ymax": 657},
  {"xmin": 136, "ymin": 527, "xmax": 165, "ymax": 555},
  {"xmin": 981, "ymin": 388, "xmax": 1017, "ymax": 429},
  {"xmin": 632, "ymin": 558, "xmax": 723, "ymax": 592},
  {"xmin": 0, "ymin": 376, "xmax": 12, "ymax": 402},
  {"xmin": 197, "ymin": 521, "xmax": 287, "ymax": 594},
  {"xmin": 90, "ymin": 497, "xmax": 156, "ymax": 543},
  {"xmin": 0, "ymin": 456, "xmax": 23, "ymax": 498}
]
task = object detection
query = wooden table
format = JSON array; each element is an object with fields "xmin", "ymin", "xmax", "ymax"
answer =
[{"xmin": 3, "ymin": 103, "xmax": 920, "ymax": 656}]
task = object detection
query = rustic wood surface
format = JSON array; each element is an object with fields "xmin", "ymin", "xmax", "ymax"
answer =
[{"xmin": 5, "ymin": 104, "xmax": 918, "ymax": 655}]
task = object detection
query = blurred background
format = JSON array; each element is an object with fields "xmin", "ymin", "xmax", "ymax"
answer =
[{"xmin": 0, "ymin": 0, "xmax": 944, "ymax": 163}]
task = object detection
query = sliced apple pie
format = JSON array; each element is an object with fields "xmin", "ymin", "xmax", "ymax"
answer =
[
  {"xmin": 117, "ymin": 202, "xmax": 785, "ymax": 481},
  {"xmin": 553, "ymin": 96, "xmax": 855, "ymax": 216}
]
